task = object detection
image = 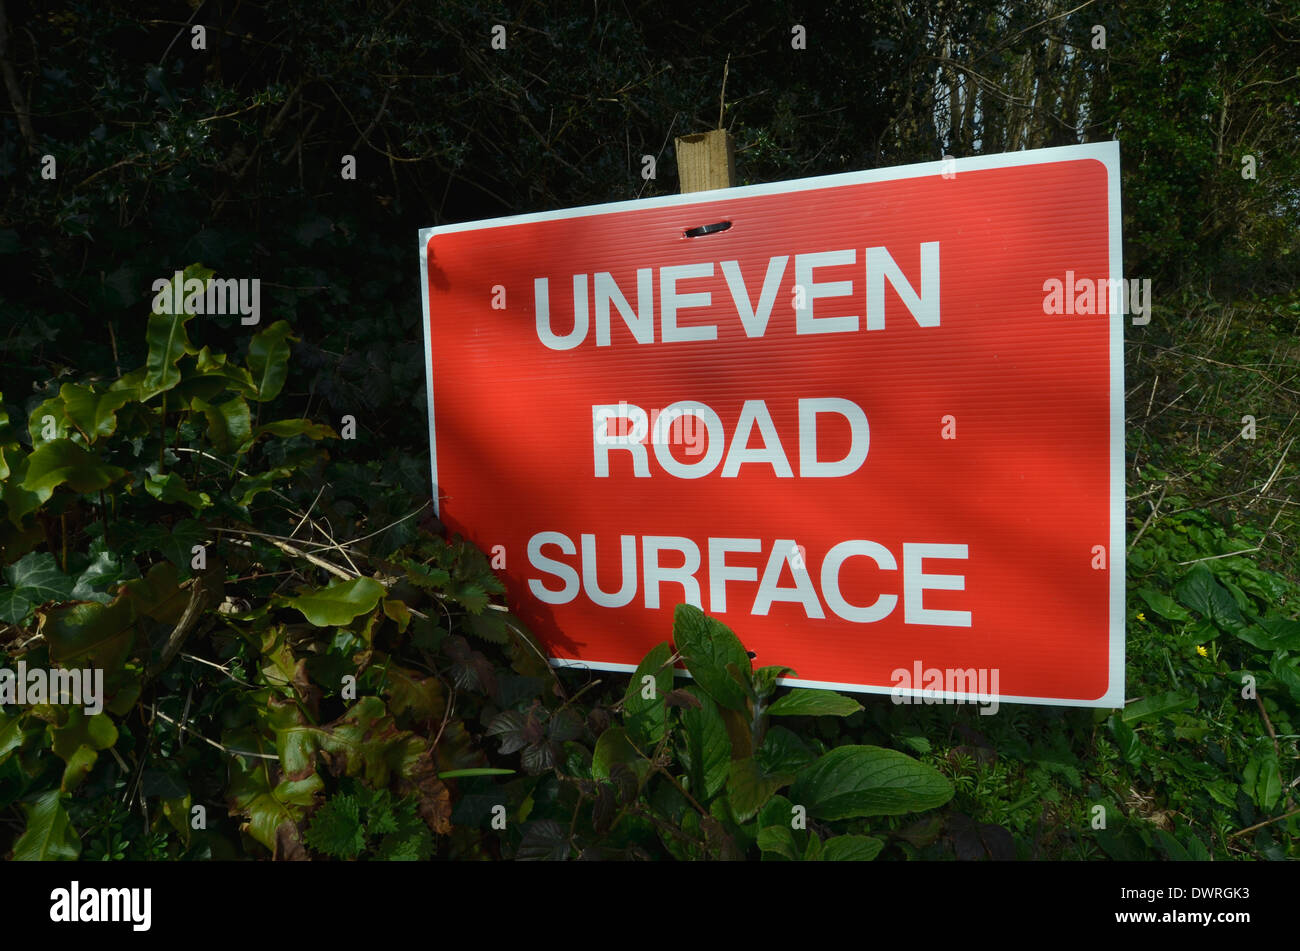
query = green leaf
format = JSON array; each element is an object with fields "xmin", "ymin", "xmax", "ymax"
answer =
[
  {"xmin": 592, "ymin": 726, "xmax": 648, "ymax": 783},
  {"xmin": 191, "ymin": 395, "xmax": 252, "ymax": 455},
  {"xmin": 1175, "ymin": 565, "xmax": 1246, "ymax": 632},
  {"xmin": 143, "ymin": 266, "xmax": 208, "ymax": 397},
  {"xmin": 20, "ymin": 440, "xmax": 126, "ymax": 502},
  {"xmin": 752, "ymin": 665, "xmax": 795, "ymax": 700},
  {"xmin": 790, "ymin": 745, "xmax": 954, "ymax": 820},
  {"xmin": 256, "ymin": 418, "xmax": 337, "ymax": 440},
  {"xmin": 679, "ymin": 686, "xmax": 731, "ymax": 801},
  {"xmin": 145, "ymin": 472, "xmax": 211, "ymax": 510},
  {"xmin": 672, "ymin": 604, "xmax": 751, "ymax": 711},
  {"xmin": 726, "ymin": 756, "xmax": 793, "ymax": 822},
  {"xmin": 304, "ymin": 795, "xmax": 366, "ymax": 859},
  {"xmin": 1108, "ymin": 714, "xmax": 1141, "ymax": 767},
  {"xmin": 623, "ymin": 642, "xmax": 674, "ymax": 748},
  {"xmin": 0, "ymin": 551, "xmax": 75, "ymax": 622},
  {"xmin": 767, "ymin": 687, "xmax": 863, "ymax": 717},
  {"xmin": 49, "ymin": 709, "xmax": 118, "ymax": 792},
  {"xmin": 58, "ymin": 383, "xmax": 131, "ymax": 443},
  {"xmin": 1237, "ymin": 616, "xmax": 1300, "ymax": 652},
  {"xmin": 820, "ymin": 834, "xmax": 884, "ymax": 861},
  {"xmin": 755, "ymin": 725, "xmax": 815, "ymax": 776},
  {"xmin": 245, "ymin": 320, "xmax": 295, "ymax": 402},
  {"xmin": 280, "ymin": 576, "xmax": 386, "ymax": 627},
  {"xmin": 1137, "ymin": 586, "xmax": 1192, "ymax": 622},
  {"xmin": 756, "ymin": 824, "xmax": 800, "ymax": 861},
  {"xmin": 1122, "ymin": 690, "xmax": 1196, "ymax": 724},
  {"xmin": 43, "ymin": 595, "xmax": 137, "ymax": 670},
  {"xmin": 70, "ymin": 550, "xmax": 127, "ymax": 603},
  {"xmin": 13, "ymin": 791, "xmax": 81, "ymax": 860}
]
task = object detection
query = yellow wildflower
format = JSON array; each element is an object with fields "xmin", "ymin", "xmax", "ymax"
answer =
[
  {"xmin": 1136, "ymin": 612, "xmax": 1146, "ymax": 622},
  {"xmin": 1196, "ymin": 645, "xmax": 1208, "ymax": 658}
]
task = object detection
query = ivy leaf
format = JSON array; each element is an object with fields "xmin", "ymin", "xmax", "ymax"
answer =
[
  {"xmin": 70, "ymin": 550, "xmax": 126, "ymax": 604},
  {"xmin": 13, "ymin": 791, "xmax": 81, "ymax": 860},
  {"xmin": 767, "ymin": 688, "xmax": 863, "ymax": 717},
  {"xmin": 790, "ymin": 745, "xmax": 954, "ymax": 820},
  {"xmin": 305, "ymin": 795, "xmax": 366, "ymax": 859},
  {"xmin": 672, "ymin": 604, "xmax": 751, "ymax": 712},
  {"xmin": 145, "ymin": 472, "xmax": 211, "ymax": 510},
  {"xmin": 0, "ymin": 551, "xmax": 75, "ymax": 622},
  {"xmin": 245, "ymin": 320, "xmax": 295, "ymax": 402},
  {"xmin": 20, "ymin": 440, "xmax": 127, "ymax": 502},
  {"xmin": 279, "ymin": 576, "xmax": 385, "ymax": 627}
]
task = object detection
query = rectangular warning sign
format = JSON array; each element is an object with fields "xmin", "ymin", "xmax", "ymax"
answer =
[{"xmin": 418, "ymin": 141, "xmax": 1125, "ymax": 707}]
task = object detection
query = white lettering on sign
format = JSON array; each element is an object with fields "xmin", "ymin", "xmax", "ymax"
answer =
[
  {"xmin": 525, "ymin": 532, "xmax": 971, "ymax": 626},
  {"xmin": 534, "ymin": 243, "xmax": 940, "ymax": 349},
  {"xmin": 592, "ymin": 398, "xmax": 868, "ymax": 478}
]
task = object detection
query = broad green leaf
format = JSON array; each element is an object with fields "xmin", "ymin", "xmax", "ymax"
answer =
[
  {"xmin": 191, "ymin": 395, "xmax": 252, "ymax": 455},
  {"xmin": 821, "ymin": 834, "xmax": 884, "ymax": 861},
  {"xmin": 790, "ymin": 745, "xmax": 954, "ymax": 820},
  {"xmin": 1268, "ymin": 655, "xmax": 1300, "ymax": 704},
  {"xmin": 245, "ymin": 320, "xmax": 295, "ymax": 402},
  {"xmin": 1175, "ymin": 565, "xmax": 1246, "ymax": 632},
  {"xmin": 1122, "ymin": 690, "xmax": 1196, "ymax": 724},
  {"xmin": 226, "ymin": 728, "xmax": 322, "ymax": 855},
  {"xmin": 755, "ymin": 725, "xmax": 815, "ymax": 776},
  {"xmin": 58, "ymin": 383, "xmax": 131, "ymax": 443},
  {"xmin": 144, "ymin": 266, "xmax": 209, "ymax": 396},
  {"xmin": 27, "ymin": 394, "xmax": 72, "ymax": 446},
  {"xmin": 279, "ymin": 576, "xmax": 385, "ymax": 627},
  {"xmin": 672, "ymin": 603, "xmax": 751, "ymax": 711},
  {"xmin": 145, "ymin": 472, "xmax": 211, "ymax": 510},
  {"xmin": 679, "ymin": 686, "xmax": 731, "ymax": 801},
  {"xmin": 1237, "ymin": 616, "xmax": 1300, "ymax": 652},
  {"xmin": 623, "ymin": 641, "xmax": 674, "ymax": 748},
  {"xmin": 726, "ymin": 756, "xmax": 793, "ymax": 822},
  {"xmin": 767, "ymin": 688, "xmax": 863, "ymax": 717},
  {"xmin": 304, "ymin": 795, "xmax": 366, "ymax": 859},
  {"xmin": 13, "ymin": 791, "xmax": 81, "ymax": 860},
  {"xmin": 756, "ymin": 824, "xmax": 800, "ymax": 861},
  {"xmin": 592, "ymin": 726, "xmax": 648, "ymax": 783},
  {"xmin": 193, "ymin": 345, "xmax": 257, "ymax": 397},
  {"xmin": 20, "ymin": 440, "xmax": 126, "ymax": 502},
  {"xmin": 1137, "ymin": 586, "xmax": 1192, "ymax": 622},
  {"xmin": 43, "ymin": 595, "xmax": 137, "ymax": 670}
]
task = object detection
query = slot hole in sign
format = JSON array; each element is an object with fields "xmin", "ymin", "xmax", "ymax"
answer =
[{"xmin": 683, "ymin": 220, "xmax": 732, "ymax": 238}]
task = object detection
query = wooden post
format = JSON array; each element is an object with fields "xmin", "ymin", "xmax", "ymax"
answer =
[{"xmin": 675, "ymin": 129, "xmax": 736, "ymax": 193}]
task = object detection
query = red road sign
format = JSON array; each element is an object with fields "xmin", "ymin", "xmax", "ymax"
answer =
[{"xmin": 419, "ymin": 141, "xmax": 1124, "ymax": 707}]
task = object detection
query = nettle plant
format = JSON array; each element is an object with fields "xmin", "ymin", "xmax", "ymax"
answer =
[{"xmin": 476, "ymin": 604, "xmax": 954, "ymax": 861}]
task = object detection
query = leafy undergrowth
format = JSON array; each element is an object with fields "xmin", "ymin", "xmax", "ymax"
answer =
[{"xmin": 1, "ymin": 273, "xmax": 1297, "ymax": 860}]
